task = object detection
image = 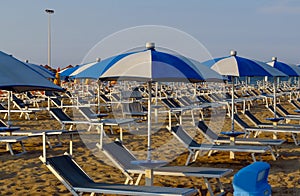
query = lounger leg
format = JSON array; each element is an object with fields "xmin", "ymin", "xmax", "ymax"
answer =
[
  {"xmin": 268, "ymin": 147, "xmax": 277, "ymax": 160},
  {"xmin": 273, "ymin": 146, "xmax": 280, "ymax": 157},
  {"xmin": 251, "ymin": 153, "xmax": 257, "ymax": 162},
  {"xmin": 292, "ymin": 133, "xmax": 299, "ymax": 145},
  {"xmin": 7, "ymin": 143, "xmax": 14, "ymax": 155},
  {"xmin": 185, "ymin": 152, "xmax": 193, "ymax": 166},
  {"xmin": 217, "ymin": 178, "xmax": 225, "ymax": 193},
  {"xmin": 20, "ymin": 141, "xmax": 26, "ymax": 154},
  {"xmin": 192, "ymin": 150, "xmax": 200, "ymax": 163},
  {"xmin": 191, "ymin": 110, "xmax": 195, "ymax": 125},
  {"xmin": 135, "ymin": 173, "xmax": 143, "ymax": 185},
  {"xmin": 168, "ymin": 111, "xmax": 172, "ymax": 129},
  {"xmin": 204, "ymin": 178, "xmax": 214, "ymax": 196},
  {"xmin": 46, "ymin": 136, "xmax": 53, "ymax": 149}
]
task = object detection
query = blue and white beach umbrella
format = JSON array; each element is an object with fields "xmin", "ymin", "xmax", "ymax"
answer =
[
  {"xmin": 69, "ymin": 58, "xmax": 101, "ymax": 79},
  {"xmin": 59, "ymin": 65, "xmax": 81, "ymax": 78},
  {"xmin": 71, "ymin": 44, "xmax": 223, "ymax": 82},
  {"xmin": 203, "ymin": 50, "xmax": 287, "ymax": 131},
  {"xmin": 267, "ymin": 57, "xmax": 300, "ymax": 77},
  {"xmin": 95, "ymin": 43, "xmax": 223, "ymax": 185}
]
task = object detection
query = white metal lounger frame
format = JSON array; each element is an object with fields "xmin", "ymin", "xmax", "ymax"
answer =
[
  {"xmin": 169, "ymin": 126, "xmax": 276, "ymax": 165},
  {"xmin": 97, "ymin": 140, "xmax": 233, "ymax": 196},
  {"xmin": 39, "ymin": 133, "xmax": 197, "ymax": 196}
]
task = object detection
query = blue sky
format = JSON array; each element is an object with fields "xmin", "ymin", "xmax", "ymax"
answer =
[{"xmin": 1, "ymin": 0, "xmax": 300, "ymax": 68}]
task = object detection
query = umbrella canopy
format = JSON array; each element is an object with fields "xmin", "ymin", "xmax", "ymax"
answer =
[
  {"xmin": 203, "ymin": 51, "xmax": 286, "ymax": 77},
  {"xmin": 203, "ymin": 50, "xmax": 287, "ymax": 132},
  {"xmin": 72, "ymin": 46, "xmax": 223, "ymax": 82},
  {"xmin": 59, "ymin": 65, "xmax": 81, "ymax": 78},
  {"xmin": 0, "ymin": 51, "xmax": 63, "ymax": 92},
  {"xmin": 70, "ymin": 58, "xmax": 101, "ymax": 79},
  {"xmin": 25, "ymin": 62, "xmax": 55, "ymax": 79},
  {"xmin": 266, "ymin": 57, "xmax": 300, "ymax": 77}
]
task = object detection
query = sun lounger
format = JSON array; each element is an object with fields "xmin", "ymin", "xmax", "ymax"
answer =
[
  {"xmin": 161, "ymin": 98, "xmax": 193, "ymax": 128},
  {"xmin": 49, "ymin": 108, "xmax": 93, "ymax": 130},
  {"xmin": 122, "ymin": 102, "xmax": 148, "ymax": 120},
  {"xmin": 196, "ymin": 121, "xmax": 284, "ymax": 157},
  {"xmin": 275, "ymin": 104, "xmax": 300, "ymax": 120},
  {"xmin": 244, "ymin": 110, "xmax": 300, "ymax": 128},
  {"xmin": 234, "ymin": 114, "xmax": 300, "ymax": 145},
  {"xmin": 98, "ymin": 140, "xmax": 232, "ymax": 195},
  {"xmin": 12, "ymin": 129, "xmax": 77, "ymax": 148},
  {"xmin": 40, "ymin": 153, "xmax": 197, "ymax": 196},
  {"xmin": 290, "ymin": 99, "xmax": 300, "ymax": 110},
  {"xmin": 169, "ymin": 126, "xmax": 276, "ymax": 165},
  {"xmin": 0, "ymin": 135, "xmax": 27, "ymax": 155}
]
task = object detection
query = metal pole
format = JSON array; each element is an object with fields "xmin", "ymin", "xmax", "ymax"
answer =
[
  {"xmin": 273, "ymin": 77, "xmax": 277, "ymax": 118},
  {"xmin": 45, "ymin": 9, "xmax": 54, "ymax": 68},
  {"xmin": 231, "ymin": 76, "xmax": 235, "ymax": 132},
  {"xmin": 147, "ymin": 81, "xmax": 152, "ymax": 161},
  {"xmin": 48, "ymin": 14, "xmax": 51, "ymax": 67}
]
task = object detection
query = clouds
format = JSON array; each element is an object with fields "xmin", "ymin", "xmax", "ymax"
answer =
[{"xmin": 258, "ymin": 0, "xmax": 300, "ymax": 14}]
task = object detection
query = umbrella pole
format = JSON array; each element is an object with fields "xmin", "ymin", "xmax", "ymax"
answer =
[
  {"xmin": 231, "ymin": 77, "xmax": 235, "ymax": 132},
  {"xmin": 145, "ymin": 81, "xmax": 153, "ymax": 186},
  {"xmin": 273, "ymin": 77, "xmax": 277, "ymax": 118},
  {"xmin": 7, "ymin": 91, "xmax": 11, "ymax": 127},
  {"xmin": 147, "ymin": 81, "xmax": 152, "ymax": 161}
]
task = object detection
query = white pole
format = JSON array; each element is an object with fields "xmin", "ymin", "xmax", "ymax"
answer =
[
  {"xmin": 7, "ymin": 91, "xmax": 11, "ymax": 127},
  {"xmin": 231, "ymin": 76, "xmax": 235, "ymax": 132},
  {"xmin": 45, "ymin": 9, "xmax": 54, "ymax": 68},
  {"xmin": 273, "ymin": 77, "xmax": 277, "ymax": 118},
  {"xmin": 147, "ymin": 81, "xmax": 152, "ymax": 161}
]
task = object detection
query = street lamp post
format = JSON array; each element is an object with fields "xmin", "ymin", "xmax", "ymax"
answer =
[{"xmin": 45, "ymin": 9, "xmax": 54, "ymax": 68}]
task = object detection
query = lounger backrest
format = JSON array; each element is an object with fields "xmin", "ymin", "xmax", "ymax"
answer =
[
  {"xmin": 196, "ymin": 121, "xmax": 218, "ymax": 141},
  {"xmin": 291, "ymin": 100, "xmax": 300, "ymax": 109},
  {"xmin": 0, "ymin": 103, "xmax": 6, "ymax": 110},
  {"xmin": 100, "ymin": 94, "xmax": 111, "ymax": 102},
  {"xmin": 51, "ymin": 97, "xmax": 62, "ymax": 106},
  {"xmin": 196, "ymin": 95, "xmax": 210, "ymax": 104},
  {"xmin": 111, "ymin": 93, "xmax": 121, "ymax": 101},
  {"xmin": 233, "ymin": 114, "xmax": 250, "ymax": 129},
  {"xmin": 102, "ymin": 141, "xmax": 140, "ymax": 170},
  {"xmin": 161, "ymin": 99, "xmax": 176, "ymax": 109},
  {"xmin": 181, "ymin": 96, "xmax": 193, "ymax": 105},
  {"xmin": 0, "ymin": 119, "xmax": 7, "ymax": 127},
  {"xmin": 276, "ymin": 104, "xmax": 289, "ymax": 115},
  {"xmin": 267, "ymin": 106, "xmax": 283, "ymax": 118},
  {"xmin": 12, "ymin": 94, "xmax": 26, "ymax": 108},
  {"xmin": 47, "ymin": 155, "xmax": 94, "ymax": 187},
  {"xmin": 244, "ymin": 111, "xmax": 262, "ymax": 125},
  {"xmin": 177, "ymin": 97, "xmax": 189, "ymax": 107},
  {"xmin": 45, "ymin": 91, "xmax": 55, "ymax": 97},
  {"xmin": 123, "ymin": 102, "xmax": 145, "ymax": 113},
  {"xmin": 79, "ymin": 107, "xmax": 97, "ymax": 120},
  {"xmin": 50, "ymin": 108, "xmax": 73, "ymax": 121},
  {"xmin": 168, "ymin": 98, "xmax": 181, "ymax": 108},
  {"xmin": 170, "ymin": 126, "xmax": 199, "ymax": 148}
]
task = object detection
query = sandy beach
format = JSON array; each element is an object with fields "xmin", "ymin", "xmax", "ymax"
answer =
[{"xmin": 0, "ymin": 97, "xmax": 299, "ymax": 196}]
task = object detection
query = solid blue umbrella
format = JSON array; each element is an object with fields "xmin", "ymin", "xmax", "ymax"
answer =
[
  {"xmin": 203, "ymin": 50, "xmax": 287, "ymax": 132},
  {"xmin": 0, "ymin": 51, "xmax": 63, "ymax": 126},
  {"xmin": 25, "ymin": 62, "xmax": 55, "ymax": 79}
]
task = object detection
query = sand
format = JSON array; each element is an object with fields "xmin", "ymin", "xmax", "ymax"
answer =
[{"xmin": 0, "ymin": 98, "xmax": 299, "ymax": 196}]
